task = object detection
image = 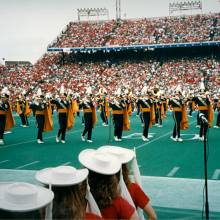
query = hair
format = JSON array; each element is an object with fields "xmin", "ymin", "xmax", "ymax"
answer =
[
  {"xmin": 88, "ymin": 170, "xmax": 120, "ymax": 209},
  {"xmin": 115, "ymin": 164, "xmax": 132, "ymax": 189},
  {"xmin": 0, "ymin": 209, "xmax": 40, "ymax": 219},
  {"xmin": 122, "ymin": 163, "xmax": 132, "ymax": 188},
  {"xmin": 51, "ymin": 181, "xmax": 87, "ymax": 220}
]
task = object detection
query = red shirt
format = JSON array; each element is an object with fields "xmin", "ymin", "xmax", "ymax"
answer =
[
  {"xmin": 128, "ymin": 182, "xmax": 150, "ymax": 209},
  {"xmin": 85, "ymin": 212, "xmax": 103, "ymax": 220},
  {"xmin": 101, "ymin": 196, "xmax": 135, "ymax": 219}
]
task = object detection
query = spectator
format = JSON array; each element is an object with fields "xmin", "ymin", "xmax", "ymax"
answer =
[
  {"xmin": 0, "ymin": 182, "xmax": 54, "ymax": 219},
  {"xmin": 79, "ymin": 149, "xmax": 140, "ymax": 220},
  {"xmin": 35, "ymin": 165, "xmax": 102, "ymax": 219}
]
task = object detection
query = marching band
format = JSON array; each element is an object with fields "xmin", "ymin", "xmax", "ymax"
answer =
[{"xmin": 0, "ymin": 84, "xmax": 219, "ymax": 146}]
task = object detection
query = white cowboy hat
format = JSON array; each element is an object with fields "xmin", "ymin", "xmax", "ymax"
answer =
[
  {"xmin": 35, "ymin": 166, "xmax": 88, "ymax": 186},
  {"xmin": 98, "ymin": 146, "xmax": 135, "ymax": 164},
  {"xmin": 0, "ymin": 182, "xmax": 54, "ymax": 212},
  {"xmin": 78, "ymin": 149, "xmax": 121, "ymax": 175}
]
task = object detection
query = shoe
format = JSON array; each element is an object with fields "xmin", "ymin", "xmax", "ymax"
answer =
[
  {"xmin": 102, "ymin": 122, "xmax": 108, "ymax": 126},
  {"xmin": 188, "ymin": 115, "xmax": 192, "ymax": 117},
  {"xmin": 157, "ymin": 125, "xmax": 163, "ymax": 128},
  {"xmin": 0, "ymin": 139, "xmax": 4, "ymax": 145},
  {"xmin": 118, "ymin": 138, "xmax": 122, "ymax": 142},
  {"xmin": 199, "ymin": 136, "xmax": 207, "ymax": 141},
  {"xmin": 170, "ymin": 136, "xmax": 177, "ymax": 141},
  {"xmin": 87, "ymin": 140, "xmax": 93, "ymax": 143},
  {"xmin": 114, "ymin": 136, "xmax": 119, "ymax": 141},
  {"xmin": 142, "ymin": 135, "xmax": 149, "ymax": 141},
  {"xmin": 37, "ymin": 139, "xmax": 44, "ymax": 144},
  {"xmin": 196, "ymin": 125, "xmax": 200, "ymax": 128},
  {"xmin": 214, "ymin": 125, "xmax": 219, "ymax": 129},
  {"xmin": 177, "ymin": 138, "xmax": 183, "ymax": 142},
  {"xmin": 21, "ymin": 125, "xmax": 27, "ymax": 127},
  {"xmin": 81, "ymin": 135, "xmax": 85, "ymax": 142},
  {"xmin": 61, "ymin": 140, "xmax": 66, "ymax": 144},
  {"xmin": 56, "ymin": 136, "xmax": 60, "ymax": 143}
]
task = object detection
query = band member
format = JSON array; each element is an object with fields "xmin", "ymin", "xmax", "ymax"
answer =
[
  {"xmin": 137, "ymin": 91, "xmax": 154, "ymax": 141},
  {"xmin": 30, "ymin": 90, "xmax": 53, "ymax": 144},
  {"xmin": 161, "ymin": 93, "xmax": 168, "ymax": 118},
  {"xmin": 187, "ymin": 92, "xmax": 195, "ymax": 117},
  {"xmin": 0, "ymin": 91, "xmax": 15, "ymax": 145},
  {"xmin": 52, "ymin": 92, "xmax": 71, "ymax": 144},
  {"xmin": 97, "ymin": 94, "xmax": 109, "ymax": 126},
  {"xmin": 15, "ymin": 94, "xmax": 31, "ymax": 127},
  {"xmin": 80, "ymin": 94, "xmax": 97, "ymax": 143},
  {"xmin": 155, "ymin": 92, "xmax": 164, "ymax": 128},
  {"xmin": 109, "ymin": 94, "xmax": 127, "ymax": 142},
  {"xmin": 193, "ymin": 91, "xmax": 213, "ymax": 140},
  {"xmin": 214, "ymin": 94, "xmax": 220, "ymax": 128},
  {"xmin": 169, "ymin": 91, "xmax": 188, "ymax": 142}
]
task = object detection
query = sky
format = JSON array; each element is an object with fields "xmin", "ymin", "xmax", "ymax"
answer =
[{"xmin": 0, "ymin": 0, "xmax": 219, "ymax": 64}]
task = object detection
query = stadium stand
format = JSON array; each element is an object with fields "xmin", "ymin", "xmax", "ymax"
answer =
[{"xmin": 50, "ymin": 13, "xmax": 220, "ymax": 48}]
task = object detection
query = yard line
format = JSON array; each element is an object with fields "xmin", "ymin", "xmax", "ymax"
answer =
[
  {"xmin": 136, "ymin": 120, "xmax": 196, "ymax": 150},
  {"xmin": 136, "ymin": 130, "xmax": 172, "ymax": 149},
  {"xmin": 60, "ymin": 162, "xmax": 72, "ymax": 166},
  {"xmin": 0, "ymin": 125, "xmax": 101, "ymax": 149},
  {"xmin": 212, "ymin": 169, "xmax": 220, "ymax": 180},
  {"xmin": 0, "ymin": 160, "xmax": 9, "ymax": 164},
  {"xmin": 15, "ymin": 161, "xmax": 40, "ymax": 169},
  {"xmin": 167, "ymin": 167, "xmax": 180, "ymax": 177}
]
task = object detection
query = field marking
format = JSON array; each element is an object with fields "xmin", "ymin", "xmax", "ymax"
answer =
[
  {"xmin": 123, "ymin": 132, "xmax": 155, "ymax": 139},
  {"xmin": 60, "ymin": 162, "xmax": 71, "ymax": 166},
  {"xmin": 136, "ymin": 120, "xmax": 196, "ymax": 150},
  {"xmin": 212, "ymin": 169, "xmax": 220, "ymax": 180},
  {"xmin": 136, "ymin": 130, "xmax": 172, "ymax": 149},
  {"xmin": 4, "ymin": 131, "xmax": 12, "ymax": 134},
  {"xmin": 15, "ymin": 161, "xmax": 40, "ymax": 169},
  {"xmin": 0, "ymin": 160, "xmax": 9, "ymax": 164},
  {"xmin": 0, "ymin": 125, "xmax": 101, "ymax": 150},
  {"xmin": 167, "ymin": 167, "xmax": 180, "ymax": 177}
]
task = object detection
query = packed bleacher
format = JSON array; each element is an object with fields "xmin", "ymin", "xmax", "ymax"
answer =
[
  {"xmin": 51, "ymin": 13, "xmax": 220, "ymax": 48},
  {"xmin": 1, "ymin": 13, "xmax": 220, "ymax": 99},
  {"xmin": 1, "ymin": 52, "xmax": 219, "ymax": 99}
]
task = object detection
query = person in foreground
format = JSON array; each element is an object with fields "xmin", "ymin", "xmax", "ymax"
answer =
[
  {"xmin": 98, "ymin": 145, "xmax": 157, "ymax": 220},
  {"xmin": 0, "ymin": 182, "xmax": 54, "ymax": 219},
  {"xmin": 78, "ymin": 148, "xmax": 140, "ymax": 220},
  {"xmin": 35, "ymin": 165, "xmax": 103, "ymax": 220}
]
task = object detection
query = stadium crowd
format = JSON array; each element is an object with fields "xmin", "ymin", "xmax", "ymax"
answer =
[
  {"xmin": 1, "ymin": 53, "xmax": 219, "ymax": 100},
  {"xmin": 51, "ymin": 13, "xmax": 220, "ymax": 48}
]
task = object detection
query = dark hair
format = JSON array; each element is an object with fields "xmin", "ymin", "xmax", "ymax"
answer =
[
  {"xmin": 88, "ymin": 171, "xmax": 120, "ymax": 209},
  {"xmin": 115, "ymin": 164, "xmax": 132, "ymax": 189},
  {"xmin": 122, "ymin": 164, "xmax": 132, "ymax": 188},
  {"xmin": 0, "ymin": 209, "xmax": 41, "ymax": 219},
  {"xmin": 51, "ymin": 183, "xmax": 87, "ymax": 220}
]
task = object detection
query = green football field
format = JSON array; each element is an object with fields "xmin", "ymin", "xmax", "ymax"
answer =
[
  {"xmin": 0, "ymin": 110, "xmax": 220, "ymax": 219},
  {"xmin": 0, "ymin": 110, "xmax": 219, "ymax": 179}
]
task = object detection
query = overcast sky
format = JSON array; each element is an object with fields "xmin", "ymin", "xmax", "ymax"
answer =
[{"xmin": 0, "ymin": 0, "xmax": 219, "ymax": 64}]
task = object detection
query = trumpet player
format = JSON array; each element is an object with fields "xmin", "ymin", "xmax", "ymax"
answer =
[
  {"xmin": 0, "ymin": 89, "xmax": 14, "ymax": 145},
  {"xmin": 51, "ymin": 91, "xmax": 71, "ymax": 144},
  {"xmin": 109, "ymin": 93, "xmax": 126, "ymax": 141},
  {"xmin": 30, "ymin": 89, "xmax": 53, "ymax": 144},
  {"xmin": 80, "ymin": 94, "xmax": 97, "ymax": 143}
]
